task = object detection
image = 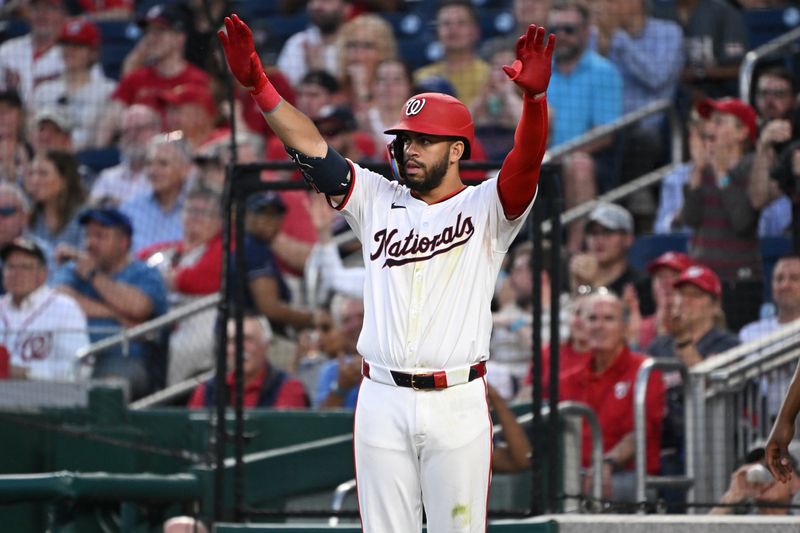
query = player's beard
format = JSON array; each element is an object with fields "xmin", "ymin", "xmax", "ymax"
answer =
[{"xmin": 400, "ymin": 151, "xmax": 449, "ymax": 194}]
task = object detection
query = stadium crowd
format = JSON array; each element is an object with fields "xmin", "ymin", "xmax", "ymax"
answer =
[{"xmin": 0, "ymin": 0, "xmax": 799, "ymax": 509}]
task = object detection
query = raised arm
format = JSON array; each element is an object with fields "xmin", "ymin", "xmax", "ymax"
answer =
[
  {"xmin": 496, "ymin": 25, "xmax": 555, "ymax": 219},
  {"xmin": 218, "ymin": 15, "xmax": 350, "ymax": 202}
]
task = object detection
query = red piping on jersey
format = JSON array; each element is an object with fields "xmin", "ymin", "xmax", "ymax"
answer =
[
  {"xmin": 496, "ymin": 95, "xmax": 549, "ymax": 220},
  {"xmin": 482, "ymin": 376, "xmax": 493, "ymax": 532},
  {"xmin": 331, "ymin": 159, "xmax": 357, "ymax": 211},
  {"xmin": 352, "ymin": 382, "xmax": 364, "ymax": 531}
]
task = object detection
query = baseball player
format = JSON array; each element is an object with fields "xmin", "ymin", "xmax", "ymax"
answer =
[{"xmin": 219, "ymin": 14, "xmax": 554, "ymax": 532}]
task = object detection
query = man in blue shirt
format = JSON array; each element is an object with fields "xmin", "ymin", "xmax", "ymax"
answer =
[
  {"xmin": 120, "ymin": 132, "xmax": 191, "ymax": 253},
  {"xmin": 55, "ymin": 207, "xmax": 168, "ymax": 399},
  {"xmin": 546, "ymin": 0, "xmax": 623, "ymax": 250}
]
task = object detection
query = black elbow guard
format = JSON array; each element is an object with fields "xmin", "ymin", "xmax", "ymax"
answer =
[{"xmin": 285, "ymin": 145, "xmax": 351, "ymax": 196}]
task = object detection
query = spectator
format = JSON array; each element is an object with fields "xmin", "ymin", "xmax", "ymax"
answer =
[
  {"xmin": 120, "ymin": 132, "xmax": 191, "ymax": 254},
  {"xmin": 413, "ymin": 0, "xmax": 490, "ymax": 106},
  {"xmin": 31, "ymin": 107, "xmax": 73, "ymax": 153},
  {"xmin": 546, "ymin": 0, "xmax": 623, "ymax": 249},
  {"xmin": 591, "ymin": 0, "xmax": 683, "ymax": 129},
  {"xmin": 636, "ymin": 251, "xmax": 694, "ymax": 351},
  {"xmin": 334, "ymin": 14, "xmax": 397, "ymax": 114},
  {"xmin": 24, "ymin": 150, "xmax": 85, "ymax": 250},
  {"xmin": 740, "ymin": 255, "xmax": 800, "ymax": 421},
  {"xmin": 568, "ymin": 203, "xmax": 650, "ymax": 311},
  {"xmin": 193, "ymin": 131, "xmax": 262, "ymax": 193},
  {"xmin": 276, "ymin": 0, "xmax": 348, "ymax": 86},
  {"xmin": 656, "ymin": 111, "xmax": 789, "ymax": 237},
  {"xmin": 646, "ymin": 265, "xmax": 740, "ymax": 498},
  {"xmin": 54, "ymin": 207, "xmax": 168, "ymax": 399},
  {"xmin": 188, "ymin": 313, "xmax": 309, "ymax": 409},
  {"xmin": 96, "ymin": 3, "xmax": 210, "ymax": 145},
  {"xmin": 681, "ymin": 98, "xmax": 761, "ymax": 281},
  {"xmin": 0, "ymin": 89, "xmax": 32, "ymax": 184},
  {"xmin": 651, "ymin": 0, "xmax": 748, "ymax": 102},
  {"xmin": 741, "ymin": 255, "xmax": 800, "ymax": 342},
  {"xmin": 590, "ymin": 0, "xmax": 683, "ymax": 223},
  {"xmin": 0, "ymin": 0, "xmax": 67, "ymax": 104},
  {"xmin": 523, "ymin": 289, "xmax": 592, "ymax": 400},
  {"xmin": 559, "ymin": 291, "xmax": 665, "ymax": 501},
  {"xmin": 470, "ymin": 39, "xmax": 524, "ymax": 161},
  {"xmin": 138, "ymin": 183, "xmax": 222, "ymax": 385},
  {"xmin": 361, "ymin": 59, "xmax": 413, "ymax": 148},
  {"xmin": 295, "ymin": 69, "xmax": 341, "ymax": 119},
  {"xmin": 0, "ymin": 183, "xmax": 54, "ymax": 291},
  {"xmin": 748, "ymin": 67, "xmax": 796, "ymax": 237},
  {"xmin": 0, "ymin": 237, "xmax": 88, "ymax": 381},
  {"xmin": 681, "ymin": 97, "xmax": 765, "ymax": 330},
  {"xmin": 239, "ymin": 192, "xmax": 320, "ymax": 370},
  {"xmin": 161, "ymin": 83, "xmax": 228, "ymax": 152},
  {"xmin": 314, "ymin": 296, "xmax": 364, "ymax": 409},
  {"xmin": 710, "ymin": 444, "xmax": 800, "ymax": 515},
  {"xmin": 89, "ymin": 104, "xmax": 160, "ymax": 206},
  {"xmin": 32, "ymin": 17, "xmax": 116, "ymax": 150},
  {"xmin": 491, "ymin": 243, "xmax": 569, "ymax": 398}
]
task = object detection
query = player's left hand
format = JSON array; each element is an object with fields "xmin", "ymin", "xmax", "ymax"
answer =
[{"xmin": 502, "ymin": 24, "xmax": 556, "ymax": 97}]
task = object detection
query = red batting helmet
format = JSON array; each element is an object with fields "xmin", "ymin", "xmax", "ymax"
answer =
[{"xmin": 384, "ymin": 93, "xmax": 474, "ymax": 159}]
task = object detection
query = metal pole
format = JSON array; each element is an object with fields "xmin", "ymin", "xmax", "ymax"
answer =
[
  {"xmin": 547, "ymin": 168, "xmax": 563, "ymax": 513},
  {"xmin": 233, "ymin": 188, "xmax": 247, "ymax": 521},
  {"xmin": 214, "ymin": 164, "xmax": 233, "ymax": 522},
  {"xmin": 530, "ymin": 189, "xmax": 545, "ymax": 516}
]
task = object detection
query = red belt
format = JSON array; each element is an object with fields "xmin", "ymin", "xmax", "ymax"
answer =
[{"xmin": 362, "ymin": 360, "xmax": 486, "ymax": 390}]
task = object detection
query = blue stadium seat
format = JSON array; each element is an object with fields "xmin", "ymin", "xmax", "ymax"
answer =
[
  {"xmin": 398, "ymin": 36, "xmax": 441, "ymax": 72},
  {"xmin": 478, "ymin": 9, "xmax": 515, "ymax": 41},
  {"xmin": 231, "ymin": 0, "xmax": 282, "ymax": 23},
  {"xmin": 76, "ymin": 147, "xmax": 121, "ymax": 176},
  {"xmin": 627, "ymin": 233, "xmax": 689, "ymax": 272},
  {"xmin": 250, "ymin": 12, "xmax": 308, "ymax": 58},
  {"xmin": 0, "ymin": 18, "xmax": 29, "ymax": 43},
  {"xmin": 97, "ymin": 21, "xmax": 140, "ymax": 80},
  {"xmin": 743, "ymin": 7, "xmax": 800, "ymax": 48},
  {"xmin": 381, "ymin": 12, "xmax": 429, "ymax": 38}
]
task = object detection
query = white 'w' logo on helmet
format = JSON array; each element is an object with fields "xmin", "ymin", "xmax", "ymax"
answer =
[{"xmin": 405, "ymin": 98, "xmax": 426, "ymax": 116}]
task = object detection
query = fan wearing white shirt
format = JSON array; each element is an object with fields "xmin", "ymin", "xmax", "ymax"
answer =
[{"xmin": 0, "ymin": 237, "xmax": 88, "ymax": 381}]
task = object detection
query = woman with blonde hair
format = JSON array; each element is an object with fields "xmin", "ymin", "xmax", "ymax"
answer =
[{"xmin": 335, "ymin": 14, "xmax": 398, "ymax": 113}]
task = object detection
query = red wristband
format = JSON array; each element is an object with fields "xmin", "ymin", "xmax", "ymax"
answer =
[{"xmin": 251, "ymin": 72, "xmax": 282, "ymax": 113}]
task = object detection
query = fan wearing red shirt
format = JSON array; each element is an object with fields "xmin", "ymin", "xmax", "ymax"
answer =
[
  {"xmin": 559, "ymin": 291, "xmax": 664, "ymax": 502},
  {"xmin": 96, "ymin": 3, "xmax": 211, "ymax": 145},
  {"xmin": 188, "ymin": 314, "xmax": 309, "ymax": 409}
]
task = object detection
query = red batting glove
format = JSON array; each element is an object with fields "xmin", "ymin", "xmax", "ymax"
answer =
[
  {"xmin": 502, "ymin": 24, "xmax": 556, "ymax": 97},
  {"xmin": 218, "ymin": 14, "xmax": 283, "ymax": 112}
]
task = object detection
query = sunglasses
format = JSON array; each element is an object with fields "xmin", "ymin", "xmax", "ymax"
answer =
[
  {"xmin": 0, "ymin": 206, "xmax": 19, "ymax": 217},
  {"xmin": 550, "ymin": 24, "xmax": 579, "ymax": 35}
]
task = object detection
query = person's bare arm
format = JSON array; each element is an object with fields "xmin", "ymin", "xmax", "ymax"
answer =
[
  {"xmin": 249, "ymin": 276, "xmax": 315, "ymax": 329},
  {"xmin": 271, "ymin": 232, "xmax": 314, "ymax": 273},
  {"xmin": 488, "ymin": 385, "xmax": 532, "ymax": 473},
  {"xmin": 766, "ymin": 359, "xmax": 800, "ymax": 482},
  {"xmin": 749, "ymin": 120, "xmax": 790, "ymax": 209}
]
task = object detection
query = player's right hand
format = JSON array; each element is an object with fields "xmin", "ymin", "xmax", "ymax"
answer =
[{"xmin": 218, "ymin": 14, "xmax": 267, "ymax": 93}]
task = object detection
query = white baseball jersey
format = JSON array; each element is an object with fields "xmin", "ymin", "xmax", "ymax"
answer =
[
  {"xmin": 0, "ymin": 286, "xmax": 89, "ymax": 381},
  {"xmin": 337, "ymin": 162, "xmax": 536, "ymax": 371}
]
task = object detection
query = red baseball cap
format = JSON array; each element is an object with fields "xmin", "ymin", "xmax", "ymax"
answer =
[
  {"xmin": 160, "ymin": 84, "xmax": 216, "ymax": 117},
  {"xmin": 59, "ymin": 18, "xmax": 100, "ymax": 48},
  {"xmin": 647, "ymin": 251, "xmax": 693, "ymax": 274},
  {"xmin": 384, "ymin": 92, "xmax": 475, "ymax": 159},
  {"xmin": 673, "ymin": 265, "xmax": 722, "ymax": 298},
  {"xmin": 696, "ymin": 97, "xmax": 758, "ymax": 144}
]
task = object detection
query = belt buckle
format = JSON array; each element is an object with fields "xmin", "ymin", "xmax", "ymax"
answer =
[{"xmin": 410, "ymin": 372, "xmax": 431, "ymax": 391}]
